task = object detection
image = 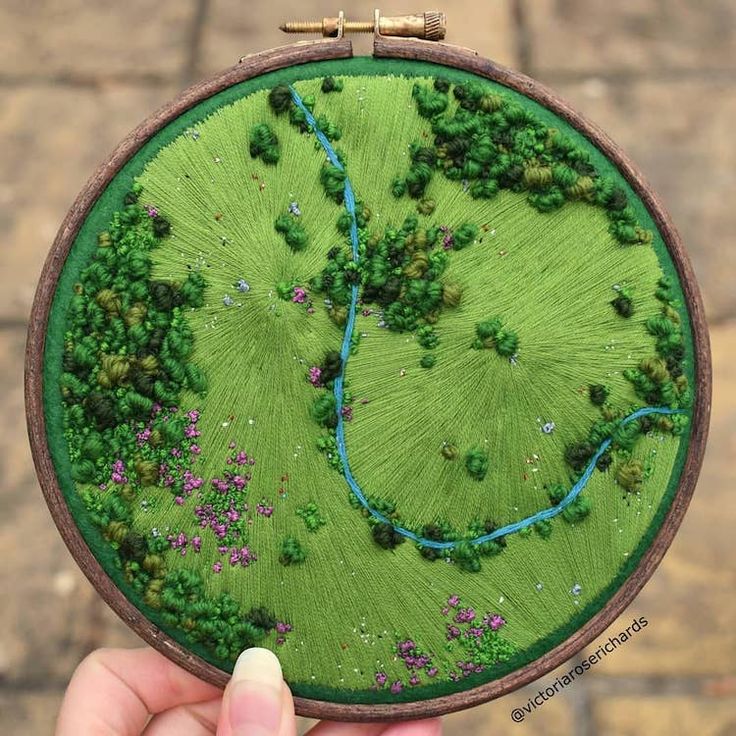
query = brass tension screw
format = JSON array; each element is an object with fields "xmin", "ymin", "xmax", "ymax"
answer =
[{"xmin": 280, "ymin": 11, "xmax": 446, "ymax": 41}]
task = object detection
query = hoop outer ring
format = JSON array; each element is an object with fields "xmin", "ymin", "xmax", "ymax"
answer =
[{"xmin": 25, "ymin": 37, "xmax": 712, "ymax": 721}]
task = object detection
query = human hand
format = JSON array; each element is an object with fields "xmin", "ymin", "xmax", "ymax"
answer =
[{"xmin": 56, "ymin": 646, "xmax": 443, "ymax": 736}]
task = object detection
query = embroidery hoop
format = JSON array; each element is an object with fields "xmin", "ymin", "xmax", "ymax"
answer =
[{"xmin": 25, "ymin": 25, "xmax": 711, "ymax": 721}]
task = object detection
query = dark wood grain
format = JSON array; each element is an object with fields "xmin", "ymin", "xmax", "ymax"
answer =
[{"xmin": 25, "ymin": 35, "xmax": 711, "ymax": 722}]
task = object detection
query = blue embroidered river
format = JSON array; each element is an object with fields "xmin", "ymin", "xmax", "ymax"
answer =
[{"xmin": 289, "ymin": 85, "xmax": 684, "ymax": 551}]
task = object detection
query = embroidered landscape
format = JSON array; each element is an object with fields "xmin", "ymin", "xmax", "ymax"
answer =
[{"xmin": 53, "ymin": 62, "xmax": 692, "ymax": 702}]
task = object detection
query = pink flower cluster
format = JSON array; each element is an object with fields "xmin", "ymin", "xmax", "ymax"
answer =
[
  {"xmin": 110, "ymin": 459, "xmax": 128, "ymax": 485},
  {"xmin": 372, "ymin": 595, "xmax": 511, "ymax": 693},
  {"xmin": 182, "ymin": 469, "xmax": 204, "ymax": 495},
  {"xmin": 275, "ymin": 621, "xmax": 292, "ymax": 645},
  {"xmin": 167, "ymin": 531, "xmax": 202, "ymax": 557},
  {"xmin": 453, "ymin": 607, "xmax": 476, "ymax": 624},
  {"xmin": 442, "ymin": 594, "xmax": 506, "ymax": 640},
  {"xmin": 484, "ymin": 613, "xmax": 506, "ymax": 631},
  {"xmin": 375, "ymin": 639, "xmax": 437, "ymax": 692},
  {"xmin": 308, "ymin": 366, "xmax": 322, "ymax": 387},
  {"xmin": 133, "ymin": 406, "xmax": 204, "ymax": 500},
  {"xmin": 136, "ymin": 427, "xmax": 151, "ymax": 446},
  {"xmin": 226, "ymin": 448, "xmax": 256, "ymax": 468},
  {"xmin": 256, "ymin": 501, "xmax": 274, "ymax": 517},
  {"xmin": 396, "ymin": 639, "xmax": 433, "ymax": 672},
  {"xmin": 440, "ymin": 225, "xmax": 454, "ymax": 250},
  {"xmin": 226, "ymin": 545, "xmax": 257, "ymax": 567},
  {"xmin": 194, "ymin": 501, "xmax": 245, "ymax": 539},
  {"xmin": 188, "ymin": 443, "xmax": 262, "ymax": 573},
  {"xmin": 455, "ymin": 660, "xmax": 484, "ymax": 677},
  {"xmin": 210, "ymin": 545, "xmax": 257, "ymax": 572}
]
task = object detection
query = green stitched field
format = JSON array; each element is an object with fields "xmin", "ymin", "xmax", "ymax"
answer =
[{"xmin": 48, "ymin": 61, "xmax": 692, "ymax": 703}]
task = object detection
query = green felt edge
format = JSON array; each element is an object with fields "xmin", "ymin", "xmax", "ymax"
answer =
[{"xmin": 41, "ymin": 56, "xmax": 696, "ymax": 705}]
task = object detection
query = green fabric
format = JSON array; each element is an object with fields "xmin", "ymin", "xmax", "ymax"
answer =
[{"xmin": 42, "ymin": 57, "xmax": 695, "ymax": 704}]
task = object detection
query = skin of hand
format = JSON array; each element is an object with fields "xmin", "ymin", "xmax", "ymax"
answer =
[{"xmin": 55, "ymin": 646, "xmax": 443, "ymax": 736}]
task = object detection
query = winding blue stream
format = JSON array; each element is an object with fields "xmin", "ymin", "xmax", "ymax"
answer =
[{"xmin": 289, "ymin": 86, "xmax": 685, "ymax": 551}]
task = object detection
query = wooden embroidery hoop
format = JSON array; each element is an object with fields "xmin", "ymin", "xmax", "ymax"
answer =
[{"xmin": 25, "ymin": 19, "xmax": 712, "ymax": 721}]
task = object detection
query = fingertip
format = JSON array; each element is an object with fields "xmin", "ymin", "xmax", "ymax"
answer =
[
  {"xmin": 279, "ymin": 680, "xmax": 298, "ymax": 736},
  {"xmin": 232, "ymin": 647, "xmax": 283, "ymax": 686},
  {"xmin": 225, "ymin": 647, "xmax": 286, "ymax": 736}
]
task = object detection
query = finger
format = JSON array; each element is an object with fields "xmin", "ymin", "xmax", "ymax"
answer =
[
  {"xmin": 56, "ymin": 647, "xmax": 223, "ymax": 736},
  {"xmin": 279, "ymin": 683, "xmax": 297, "ymax": 736},
  {"xmin": 306, "ymin": 717, "xmax": 443, "ymax": 736},
  {"xmin": 304, "ymin": 722, "xmax": 387, "ymax": 736},
  {"xmin": 141, "ymin": 698, "xmax": 221, "ymax": 736},
  {"xmin": 216, "ymin": 647, "xmax": 293, "ymax": 736},
  {"xmin": 380, "ymin": 720, "xmax": 443, "ymax": 736}
]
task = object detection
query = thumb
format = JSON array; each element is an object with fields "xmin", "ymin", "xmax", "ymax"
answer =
[{"xmin": 217, "ymin": 647, "xmax": 291, "ymax": 736}]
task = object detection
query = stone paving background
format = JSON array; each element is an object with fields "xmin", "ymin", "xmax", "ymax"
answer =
[{"xmin": 1, "ymin": 1, "xmax": 734, "ymax": 734}]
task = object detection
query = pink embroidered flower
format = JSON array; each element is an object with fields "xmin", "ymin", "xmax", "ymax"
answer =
[
  {"xmin": 454, "ymin": 607, "xmax": 476, "ymax": 624},
  {"xmin": 235, "ymin": 451, "xmax": 252, "ymax": 466},
  {"xmin": 440, "ymin": 225, "xmax": 454, "ymax": 250},
  {"xmin": 309, "ymin": 366, "xmax": 322, "ymax": 387},
  {"xmin": 168, "ymin": 531, "xmax": 188, "ymax": 554},
  {"xmin": 228, "ymin": 546, "xmax": 257, "ymax": 567},
  {"xmin": 446, "ymin": 625, "xmax": 461, "ymax": 640},
  {"xmin": 484, "ymin": 613, "xmax": 506, "ymax": 631},
  {"xmin": 110, "ymin": 459, "xmax": 127, "ymax": 484},
  {"xmin": 256, "ymin": 502, "xmax": 274, "ymax": 517}
]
